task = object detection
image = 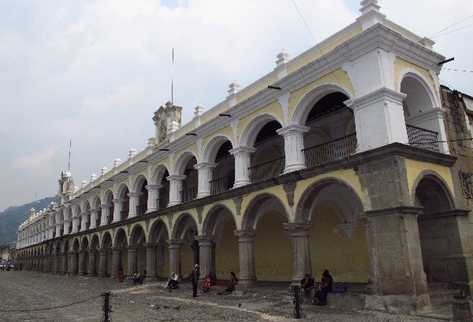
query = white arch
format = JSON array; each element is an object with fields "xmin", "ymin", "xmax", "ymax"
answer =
[
  {"xmin": 202, "ymin": 134, "xmax": 235, "ymax": 163},
  {"xmin": 150, "ymin": 164, "xmax": 170, "ymax": 185},
  {"xmin": 398, "ymin": 69, "xmax": 440, "ymax": 108},
  {"xmin": 291, "ymin": 83, "xmax": 352, "ymax": 126},
  {"xmin": 131, "ymin": 174, "xmax": 149, "ymax": 193},
  {"xmin": 173, "ymin": 150, "xmax": 198, "ymax": 175},
  {"xmin": 240, "ymin": 113, "xmax": 283, "ymax": 147}
]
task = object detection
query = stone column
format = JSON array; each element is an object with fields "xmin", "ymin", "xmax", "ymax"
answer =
[
  {"xmin": 127, "ymin": 246, "xmax": 137, "ymax": 275},
  {"xmin": 72, "ymin": 217, "xmax": 79, "ymax": 233},
  {"xmin": 195, "ymin": 163, "xmax": 216, "ymax": 198},
  {"xmin": 146, "ymin": 184, "xmax": 160, "ymax": 213},
  {"xmin": 78, "ymin": 251, "xmax": 86, "ymax": 275},
  {"xmin": 277, "ymin": 125, "xmax": 309, "ymax": 173},
  {"xmin": 197, "ymin": 236, "xmax": 213, "ymax": 280},
  {"xmin": 88, "ymin": 250, "xmax": 96, "ymax": 275},
  {"xmin": 101, "ymin": 204, "xmax": 110, "ymax": 226},
  {"xmin": 63, "ymin": 220, "xmax": 71, "ymax": 235},
  {"xmin": 365, "ymin": 207, "xmax": 430, "ymax": 310},
  {"xmin": 70, "ymin": 251, "xmax": 78, "ymax": 275},
  {"xmin": 168, "ymin": 239, "xmax": 182, "ymax": 277},
  {"xmin": 128, "ymin": 193, "xmax": 140, "ymax": 218},
  {"xmin": 167, "ymin": 175, "xmax": 186, "ymax": 207},
  {"xmin": 146, "ymin": 243, "xmax": 157, "ymax": 280},
  {"xmin": 112, "ymin": 199, "xmax": 122, "ymax": 223},
  {"xmin": 98, "ymin": 249, "xmax": 108, "ymax": 277},
  {"xmin": 55, "ymin": 223, "xmax": 62, "ymax": 238},
  {"xmin": 346, "ymin": 88, "xmax": 409, "ymax": 153},
  {"xmin": 235, "ymin": 229, "xmax": 256, "ymax": 286},
  {"xmin": 80, "ymin": 213, "xmax": 88, "ymax": 232},
  {"xmin": 89, "ymin": 209, "xmax": 98, "ymax": 229},
  {"xmin": 111, "ymin": 248, "xmax": 121, "ymax": 278},
  {"xmin": 230, "ymin": 147, "xmax": 255, "ymax": 188},
  {"xmin": 284, "ymin": 223, "xmax": 312, "ymax": 284}
]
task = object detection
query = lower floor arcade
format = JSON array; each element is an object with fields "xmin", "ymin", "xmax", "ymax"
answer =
[{"xmin": 16, "ymin": 153, "xmax": 473, "ymax": 311}]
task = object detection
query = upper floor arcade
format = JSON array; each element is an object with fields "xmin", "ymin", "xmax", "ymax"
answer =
[{"xmin": 18, "ymin": 0, "xmax": 451, "ymax": 249}]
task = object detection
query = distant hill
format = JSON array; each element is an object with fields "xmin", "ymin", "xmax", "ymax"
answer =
[{"xmin": 0, "ymin": 196, "xmax": 58, "ymax": 244}]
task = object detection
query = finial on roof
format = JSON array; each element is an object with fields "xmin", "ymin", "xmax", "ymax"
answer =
[
  {"xmin": 275, "ymin": 50, "xmax": 290, "ymax": 68},
  {"xmin": 227, "ymin": 82, "xmax": 240, "ymax": 97},
  {"xmin": 360, "ymin": 0, "xmax": 380, "ymax": 15}
]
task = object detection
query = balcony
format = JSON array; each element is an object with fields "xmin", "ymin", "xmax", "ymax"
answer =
[
  {"xmin": 181, "ymin": 186, "xmax": 197, "ymax": 203},
  {"xmin": 303, "ymin": 134, "xmax": 357, "ymax": 169},
  {"xmin": 210, "ymin": 175, "xmax": 234, "ymax": 195},
  {"xmin": 248, "ymin": 157, "xmax": 285, "ymax": 183},
  {"xmin": 406, "ymin": 124, "xmax": 440, "ymax": 152}
]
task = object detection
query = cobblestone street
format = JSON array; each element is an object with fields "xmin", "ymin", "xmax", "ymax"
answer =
[{"xmin": 0, "ymin": 271, "xmax": 451, "ymax": 322}]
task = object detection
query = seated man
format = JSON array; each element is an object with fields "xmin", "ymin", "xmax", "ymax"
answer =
[
  {"xmin": 301, "ymin": 274, "xmax": 315, "ymax": 298},
  {"xmin": 166, "ymin": 272, "xmax": 179, "ymax": 291},
  {"xmin": 218, "ymin": 272, "xmax": 238, "ymax": 295}
]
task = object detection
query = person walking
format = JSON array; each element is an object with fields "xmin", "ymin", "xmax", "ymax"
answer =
[{"xmin": 192, "ymin": 264, "xmax": 200, "ymax": 298}]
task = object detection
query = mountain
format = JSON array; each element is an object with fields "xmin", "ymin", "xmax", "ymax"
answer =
[{"xmin": 0, "ymin": 196, "xmax": 58, "ymax": 244}]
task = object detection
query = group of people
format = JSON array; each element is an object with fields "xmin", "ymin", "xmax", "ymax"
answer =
[
  {"xmin": 165, "ymin": 264, "xmax": 239, "ymax": 297},
  {"xmin": 301, "ymin": 269, "xmax": 334, "ymax": 306}
]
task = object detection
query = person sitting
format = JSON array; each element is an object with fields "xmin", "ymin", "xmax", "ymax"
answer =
[
  {"xmin": 201, "ymin": 273, "xmax": 212, "ymax": 293},
  {"xmin": 218, "ymin": 272, "xmax": 238, "ymax": 295},
  {"xmin": 166, "ymin": 272, "xmax": 179, "ymax": 291},
  {"xmin": 301, "ymin": 274, "xmax": 315, "ymax": 298},
  {"xmin": 313, "ymin": 269, "xmax": 333, "ymax": 306}
]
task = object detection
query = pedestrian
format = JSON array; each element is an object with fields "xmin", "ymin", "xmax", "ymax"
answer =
[
  {"xmin": 192, "ymin": 264, "xmax": 200, "ymax": 297},
  {"xmin": 313, "ymin": 269, "xmax": 333, "ymax": 306},
  {"xmin": 201, "ymin": 273, "xmax": 212, "ymax": 293}
]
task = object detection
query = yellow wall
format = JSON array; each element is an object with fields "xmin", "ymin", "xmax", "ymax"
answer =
[
  {"xmin": 215, "ymin": 219, "xmax": 239, "ymax": 279},
  {"xmin": 255, "ymin": 212, "xmax": 292, "ymax": 281},
  {"xmin": 310, "ymin": 203, "xmax": 369, "ymax": 283},
  {"xmin": 404, "ymin": 159, "xmax": 455, "ymax": 198},
  {"xmin": 394, "ymin": 58, "xmax": 435, "ymax": 91}
]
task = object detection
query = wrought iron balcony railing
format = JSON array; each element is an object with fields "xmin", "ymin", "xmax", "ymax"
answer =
[
  {"xmin": 210, "ymin": 175, "xmax": 234, "ymax": 195},
  {"xmin": 248, "ymin": 156, "xmax": 285, "ymax": 183},
  {"xmin": 180, "ymin": 186, "xmax": 197, "ymax": 203},
  {"xmin": 303, "ymin": 134, "xmax": 357, "ymax": 169},
  {"xmin": 406, "ymin": 124, "xmax": 440, "ymax": 152}
]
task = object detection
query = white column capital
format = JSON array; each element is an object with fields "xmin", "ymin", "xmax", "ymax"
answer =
[
  {"xmin": 145, "ymin": 184, "xmax": 161, "ymax": 191},
  {"xmin": 194, "ymin": 162, "xmax": 216, "ymax": 170},
  {"xmin": 229, "ymin": 146, "xmax": 256, "ymax": 155},
  {"xmin": 276, "ymin": 124, "xmax": 310, "ymax": 136},
  {"xmin": 167, "ymin": 174, "xmax": 186, "ymax": 182}
]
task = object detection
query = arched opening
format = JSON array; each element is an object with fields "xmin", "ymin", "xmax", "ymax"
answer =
[
  {"xmin": 118, "ymin": 185, "xmax": 130, "ymax": 221},
  {"xmin": 129, "ymin": 225, "xmax": 147, "ymax": 275},
  {"xmin": 248, "ymin": 120, "xmax": 284, "ymax": 183},
  {"xmin": 158, "ymin": 169, "xmax": 170, "ymax": 209},
  {"xmin": 80, "ymin": 238, "xmax": 89, "ymax": 275},
  {"xmin": 203, "ymin": 206, "xmax": 238, "ymax": 280},
  {"xmin": 181, "ymin": 157, "xmax": 198, "ymax": 203},
  {"xmin": 135, "ymin": 177, "xmax": 148, "ymax": 216},
  {"xmin": 102, "ymin": 232, "xmax": 113, "ymax": 277},
  {"xmin": 149, "ymin": 220, "xmax": 170, "ymax": 279},
  {"xmin": 93, "ymin": 197, "xmax": 101, "ymax": 228},
  {"xmin": 115, "ymin": 229, "xmax": 128, "ymax": 276},
  {"xmin": 243, "ymin": 195, "xmax": 291, "ymax": 281},
  {"xmin": 209, "ymin": 140, "xmax": 235, "ymax": 195},
  {"xmin": 104, "ymin": 191, "xmax": 114, "ymax": 225},
  {"xmin": 414, "ymin": 175, "xmax": 467, "ymax": 284},
  {"xmin": 401, "ymin": 75, "xmax": 441, "ymax": 152},
  {"xmin": 297, "ymin": 180, "xmax": 369, "ymax": 284},
  {"xmin": 302, "ymin": 92, "xmax": 356, "ymax": 168},
  {"xmin": 83, "ymin": 201, "xmax": 91, "ymax": 230},
  {"xmin": 174, "ymin": 214, "xmax": 199, "ymax": 278},
  {"xmin": 90, "ymin": 235, "xmax": 100, "ymax": 276}
]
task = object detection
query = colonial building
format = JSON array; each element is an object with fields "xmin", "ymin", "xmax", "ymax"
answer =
[{"xmin": 16, "ymin": 1, "xmax": 473, "ymax": 312}]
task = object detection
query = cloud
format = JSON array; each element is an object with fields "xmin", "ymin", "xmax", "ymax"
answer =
[{"xmin": 14, "ymin": 147, "xmax": 57, "ymax": 171}]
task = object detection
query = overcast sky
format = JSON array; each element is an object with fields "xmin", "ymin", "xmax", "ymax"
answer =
[{"xmin": 1, "ymin": 0, "xmax": 472, "ymax": 211}]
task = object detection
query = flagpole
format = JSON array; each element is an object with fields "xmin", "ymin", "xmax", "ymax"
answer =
[
  {"xmin": 68, "ymin": 139, "xmax": 72, "ymax": 172},
  {"xmin": 171, "ymin": 48, "xmax": 175, "ymax": 104}
]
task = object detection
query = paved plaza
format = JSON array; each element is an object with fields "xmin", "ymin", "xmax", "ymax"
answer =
[{"xmin": 0, "ymin": 271, "xmax": 451, "ymax": 322}]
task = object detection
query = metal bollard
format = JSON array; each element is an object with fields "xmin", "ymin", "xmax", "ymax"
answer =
[
  {"xmin": 102, "ymin": 292, "xmax": 112, "ymax": 322},
  {"xmin": 292, "ymin": 285, "xmax": 302, "ymax": 319}
]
